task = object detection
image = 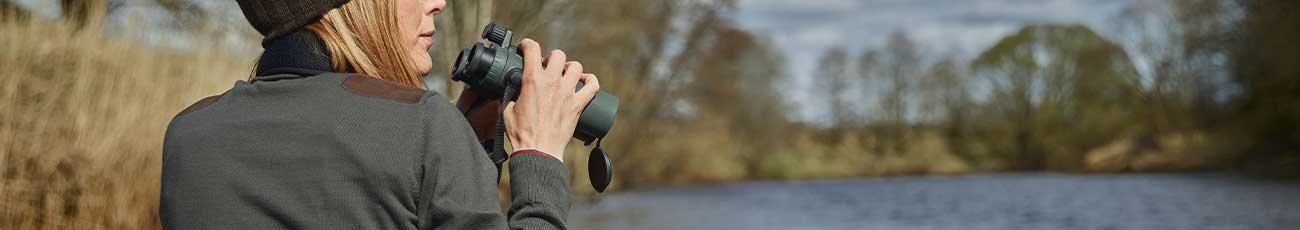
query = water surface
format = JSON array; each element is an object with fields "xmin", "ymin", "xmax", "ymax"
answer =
[{"xmin": 570, "ymin": 173, "xmax": 1300, "ymax": 230}]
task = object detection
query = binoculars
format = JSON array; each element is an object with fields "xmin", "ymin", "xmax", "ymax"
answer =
[{"xmin": 452, "ymin": 22, "xmax": 618, "ymax": 193}]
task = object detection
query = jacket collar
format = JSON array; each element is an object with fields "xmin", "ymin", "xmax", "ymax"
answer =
[{"xmin": 251, "ymin": 29, "xmax": 338, "ymax": 82}]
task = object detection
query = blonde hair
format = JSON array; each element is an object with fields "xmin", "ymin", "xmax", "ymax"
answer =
[{"xmin": 303, "ymin": 0, "xmax": 425, "ymax": 88}]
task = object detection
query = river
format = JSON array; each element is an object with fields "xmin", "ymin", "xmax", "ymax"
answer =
[{"xmin": 568, "ymin": 173, "xmax": 1300, "ymax": 230}]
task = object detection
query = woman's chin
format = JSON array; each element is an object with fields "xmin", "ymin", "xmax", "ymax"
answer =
[
  {"xmin": 410, "ymin": 54, "xmax": 433, "ymax": 76},
  {"xmin": 415, "ymin": 63, "xmax": 432, "ymax": 76}
]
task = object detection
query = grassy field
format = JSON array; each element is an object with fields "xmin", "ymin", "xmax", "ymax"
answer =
[{"xmin": 0, "ymin": 19, "xmax": 249, "ymax": 229}]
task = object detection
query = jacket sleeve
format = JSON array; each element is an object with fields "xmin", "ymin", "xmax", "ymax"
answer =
[
  {"xmin": 506, "ymin": 153, "xmax": 572, "ymax": 229},
  {"xmin": 418, "ymin": 95, "xmax": 571, "ymax": 230}
]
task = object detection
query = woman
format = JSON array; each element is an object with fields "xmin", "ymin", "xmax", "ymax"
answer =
[{"xmin": 159, "ymin": 0, "xmax": 597, "ymax": 229}]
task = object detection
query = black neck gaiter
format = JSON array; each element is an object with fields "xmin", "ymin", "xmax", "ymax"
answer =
[{"xmin": 252, "ymin": 29, "xmax": 339, "ymax": 80}]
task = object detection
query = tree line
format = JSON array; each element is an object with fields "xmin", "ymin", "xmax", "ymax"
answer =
[{"xmin": 808, "ymin": 0, "xmax": 1298, "ymax": 177}]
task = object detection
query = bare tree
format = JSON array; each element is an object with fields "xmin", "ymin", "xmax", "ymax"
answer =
[
  {"xmin": 855, "ymin": 49, "xmax": 881, "ymax": 126},
  {"xmin": 814, "ymin": 47, "xmax": 852, "ymax": 130},
  {"xmin": 921, "ymin": 56, "xmax": 975, "ymax": 161},
  {"xmin": 876, "ymin": 31, "xmax": 921, "ymax": 153}
]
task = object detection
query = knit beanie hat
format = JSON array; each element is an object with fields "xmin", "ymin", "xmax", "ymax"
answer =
[{"xmin": 236, "ymin": 0, "xmax": 351, "ymax": 39}]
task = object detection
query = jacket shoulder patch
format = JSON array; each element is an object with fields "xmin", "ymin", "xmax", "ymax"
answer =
[
  {"xmin": 176, "ymin": 94, "xmax": 222, "ymax": 117},
  {"xmin": 341, "ymin": 74, "xmax": 425, "ymax": 103}
]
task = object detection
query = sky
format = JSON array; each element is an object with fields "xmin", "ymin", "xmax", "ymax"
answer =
[
  {"xmin": 14, "ymin": 0, "xmax": 1149, "ymax": 58},
  {"xmin": 733, "ymin": 0, "xmax": 1152, "ymax": 123}
]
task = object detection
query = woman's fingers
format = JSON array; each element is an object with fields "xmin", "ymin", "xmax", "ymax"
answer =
[
  {"xmin": 519, "ymin": 39, "xmax": 543, "ymax": 85},
  {"xmin": 502, "ymin": 101, "xmax": 518, "ymax": 138},
  {"xmin": 503, "ymin": 101, "xmax": 516, "ymax": 122},
  {"xmin": 575, "ymin": 73, "xmax": 601, "ymax": 111},
  {"xmin": 545, "ymin": 49, "xmax": 567, "ymax": 75},
  {"xmin": 563, "ymin": 61, "xmax": 583, "ymax": 84}
]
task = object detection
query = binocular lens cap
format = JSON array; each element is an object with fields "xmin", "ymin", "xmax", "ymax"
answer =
[{"xmin": 589, "ymin": 147, "xmax": 612, "ymax": 193}]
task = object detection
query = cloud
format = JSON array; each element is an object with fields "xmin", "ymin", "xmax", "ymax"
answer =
[{"xmin": 791, "ymin": 25, "xmax": 846, "ymax": 47}]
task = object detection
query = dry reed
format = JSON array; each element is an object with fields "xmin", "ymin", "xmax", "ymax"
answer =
[{"xmin": 0, "ymin": 19, "xmax": 249, "ymax": 229}]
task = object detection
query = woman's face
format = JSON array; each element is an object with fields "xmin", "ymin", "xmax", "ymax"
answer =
[{"xmin": 396, "ymin": 0, "xmax": 445, "ymax": 76}]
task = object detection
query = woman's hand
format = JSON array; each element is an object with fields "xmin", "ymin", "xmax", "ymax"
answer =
[{"xmin": 503, "ymin": 38, "xmax": 601, "ymax": 162}]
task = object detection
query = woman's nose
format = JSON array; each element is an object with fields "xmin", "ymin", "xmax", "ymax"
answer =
[{"xmin": 429, "ymin": 0, "xmax": 446, "ymax": 16}]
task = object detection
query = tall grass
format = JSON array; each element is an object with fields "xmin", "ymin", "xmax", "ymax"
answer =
[{"xmin": 0, "ymin": 19, "xmax": 249, "ymax": 229}]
